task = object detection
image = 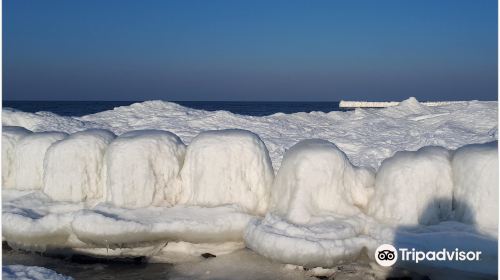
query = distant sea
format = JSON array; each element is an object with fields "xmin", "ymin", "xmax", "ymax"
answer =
[{"xmin": 2, "ymin": 101, "xmax": 347, "ymax": 117}]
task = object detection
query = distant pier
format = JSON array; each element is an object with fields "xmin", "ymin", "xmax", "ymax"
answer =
[{"xmin": 339, "ymin": 100, "xmax": 458, "ymax": 109}]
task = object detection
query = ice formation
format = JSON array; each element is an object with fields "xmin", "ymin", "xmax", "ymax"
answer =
[
  {"xmin": 105, "ymin": 130, "xmax": 186, "ymax": 208},
  {"xmin": 43, "ymin": 129, "xmax": 116, "ymax": 203},
  {"xmin": 179, "ymin": 129, "xmax": 274, "ymax": 215},
  {"xmin": 3, "ymin": 265, "xmax": 73, "ymax": 280},
  {"xmin": 1, "ymin": 99, "xmax": 498, "ymax": 277},
  {"xmin": 245, "ymin": 139, "xmax": 376, "ymax": 267},
  {"xmin": 270, "ymin": 139, "xmax": 374, "ymax": 224},
  {"xmin": 452, "ymin": 142, "xmax": 498, "ymax": 229},
  {"xmin": 2, "ymin": 126, "xmax": 32, "ymax": 188},
  {"xmin": 367, "ymin": 146, "xmax": 453, "ymax": 226},
  {"xmin": 10, "ymin": 132, "xmax": 68, "ymax": 190}
]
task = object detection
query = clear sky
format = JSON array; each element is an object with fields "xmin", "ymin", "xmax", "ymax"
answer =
[{"xmin": 3, "ymin": 0, "xmax": 498, "ymax": 101}]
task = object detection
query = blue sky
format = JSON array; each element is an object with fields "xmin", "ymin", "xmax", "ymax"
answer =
[{"xmin": 3, "ymin": 0, "xmax": 498, "ymax": 101}]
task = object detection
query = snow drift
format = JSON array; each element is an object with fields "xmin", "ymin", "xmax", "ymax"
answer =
[
  {"xmin": 179, "ymin": 129, "xmax": 274, "ymax": 215},
  {"xmin": 367, "ymin": 146, "xmax": 453, "ymax": 226},
  {"xmin": 452, "ymin": 142, "xmax": 498, "ymax": 230},
  {"xmin": 245, "ymin": 139, "xmax": 376, "ymax": 267},
  {"xmin": 2, "ymin": 126, "xmax": 32, "ymax": 188},
  {"xmin": 43, "ymin": 129, "xmax": 116, "ymax": 203},
  {"xmin": 10, "ymin": 132, "xmax": 68, "ymax": 190},
  {"xmin": 105, "ymin": 130, "xmax": 186, "ymax": 208}
]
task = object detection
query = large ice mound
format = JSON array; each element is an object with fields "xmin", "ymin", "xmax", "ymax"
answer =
[
  {"xmin": 452, "ymin": 142, "xmax": 498, "ymax": 229},
  {"xmin": 2, "ymin": 126, "xmax": 32, "ymax": 188},
  {"xmin": 43, "ymin": 129, "xmax": 116, "ymax": 203},
  {"xmin": 11, "ymin": 132, "xmax": 68, "ymax": 190},
  {"xmin": 245, "ymin": 139, "xmax": 376, "ymax": 267},
  {"xmin": 269, "ymin": 139, "xmax": 374, "ymax": 224},
  {"xmin": 106, "ymin": 130, "xmax": 186, "ymax": 208},
  {"xmin": 367, "ymin": 146, "xmax": 453, "ymax": 226},
  {"xmin": 179, "ymin": 129, "xmax": 274, "ymax": 215}
]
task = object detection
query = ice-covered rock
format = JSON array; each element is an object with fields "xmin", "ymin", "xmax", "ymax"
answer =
[
  {"xmin": 43, "ymin": 129, "xmax": 116, "ymax": 203},
  {"xmin": 2, "ymin": 126, "xmax": 32, "ymax": 188},
  {"xmin": 106, "ymin": 130, "xmax": 186, "ymax": 208},
  {"xmin": 270, "ymin": 139, "xmax": 374, "ymax": 224},
  {"xmin": 11, "ymin": 132, "xmax": 68, "ymax": 190},
  {"xmin": 245, "ymin": 139, "xmax": 376, "ymax": 267},
  {"xmin": 367, "ymin": 146, "xmax": 453, "ymax": 226},
  {"xmin": 179, "ymin": 129, "xmax": 274, "ymax": 215},
  {"xmin": 452, "ymin": 142, "xmax": 498, "ymax": 229}
]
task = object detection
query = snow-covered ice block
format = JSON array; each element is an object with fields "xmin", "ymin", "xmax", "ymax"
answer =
[
  {"xmin": 105, "ymin": 130, "xmax": 186, "ymax": 208},
  {"xmin": 2, "ymin": 126, "xmax": 32, "ymax": 188},
  {"xmin": 452, "ymin": 142, "xmax": 498, "ymax": 229},
  {"xmin": 11, "ymin": 132, "xmax": 68, "ymax": 190},
  {"xmin": 367, "ymin": 146, "xmax": 453, "ymax": 226},
  {"xmin": 43, "ymin": 129, "xmax": 116, "ymax": 203},
  {"xmin": 245, "ymin": 214, "xmax": 375, "ymax": 267},
  {"xmin": 71, "ymin": 203, "xmax": 253, "ymax": 247},
  {"xmin": 270, "ymin": 139, "xmax": 374, "ymax": 224},
  {"xmin": 3, "ymin": 265, "xmax": 73, "ymax": 280},
  {"xmin": 179, "ymin": 129, "xmax": 274, "ymax": 215},
  {"xmin": 245, "ymin": 139, "xmax": 376, "ymax": 267},
  {"xmin": 2, "ymin": 190, "xmax": 84, "ymax": 249}
]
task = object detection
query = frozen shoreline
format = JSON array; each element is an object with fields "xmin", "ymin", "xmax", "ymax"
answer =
[{"xmin": 2, "ymin": 98, "xmax": 498, "ymax": 279}]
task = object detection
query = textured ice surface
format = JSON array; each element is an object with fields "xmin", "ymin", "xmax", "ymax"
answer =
[
  {"xmin": 105, "ymin": 130, "xmax": 186, "ymax": 208},
  {"xmin": 270, "ymin": 139, "xmax": 373, "ymax": 224},
  {"xmin": 2, "ymin": 126, "xmax": 32, "ymax": 188},
  {"xmin": 367, "ymin": 146, "xmax": 453, "ymax": 226},
  {"xmin": 179, "ymin": 129, "xmax": 274, "ymax": 215},
  {"xmin": 3, "ymin": 97, "xmax": 497, "ymax": 170},
  {"xmin": 43, "ymin": 129, "xmax": 116, "ymax": 203},
  {"xmin": 3, "ymin": 265, "xmax": 73, "ymax": 280},
  {"xmin": 11, "ymin": 132, "xmax": 68, "ymax": 190},
  {"xmin": 452, "ymin": 141, "xmax": 498, "ymax": 229}
]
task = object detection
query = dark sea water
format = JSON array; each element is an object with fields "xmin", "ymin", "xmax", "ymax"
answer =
[{"xmin": 2, "ymin": 101, "xmax": 345, "ymax": 117}]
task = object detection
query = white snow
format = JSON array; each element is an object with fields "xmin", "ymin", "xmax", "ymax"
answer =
[
  {"xmin": 2, "ymin": 126, "xmax": 32, "ymax": 188},
  {"xmin": 43, "ymin": 129, "xmax": 116, "ymax": 203},
  {"xmin": 452, "ymin": 141, "xmax": 498, "ymax": 230},
  {"xmin": 1, "ymin": 98, "xmax": 498, "ymax": 278},
  {"xmin": 3, "ymin": 97, "xmax": 496, "ymax": 170},
  {"xmin": 10, "ymin": 132, "xmax": 68, "ymax": 190},
  {"xmin": 179, "ymin": 129, "xmax": 274, "ymax": 215},
  {"xmin": 3, "ymin": 265, "xmax": 73, "ymax": 280},
  {"xmin": 367, "ymin": 146, "xmax": 453, "ymax": 226},
  {"xmin": 105, "ymin": 130, "xmax": 186, "ymax": 208},
  {"xmin": 269, "ymin": 139, "xmax": 374, "ymax": 224}
]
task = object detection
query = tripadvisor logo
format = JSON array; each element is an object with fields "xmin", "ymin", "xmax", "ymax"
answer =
[{"xmin": 375, "ymin": 244, "xmax": 482, "ymax": 267}]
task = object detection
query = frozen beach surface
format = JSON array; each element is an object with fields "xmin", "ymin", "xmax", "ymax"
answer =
[
  {"xmin": 3, "ymin": 265, "xmax": 73, "ymax": 280},
  {"xmin": 3, "ymin": 97, "xmax": 497, "ymax": 170},
  {"xmin": 2, "ymin": 98, "xmax": 498, "ymax": 277}
]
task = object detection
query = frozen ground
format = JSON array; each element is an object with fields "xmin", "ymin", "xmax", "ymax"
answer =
[
  {"xmin": 2, "ymin": 98, "xmax": 498, "ymax": 279},
  {"xmin": 3, "ymin": 97, "xmax": 497, "ymax": 170}
]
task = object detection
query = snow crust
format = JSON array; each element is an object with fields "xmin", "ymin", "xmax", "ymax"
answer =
[
  {"xmin": 452, "ymin": 142, "xmax": 498, "ymax": 229},
  {"xmin": 3, "ymin": 265, "xmax": 73, "ymax": 280},
  {"xmin": 367, "ymin": 146, "xmax": 453, "ymax": 226},
  {"xmin": 105, "ymin": 130, "xmax": 186, "ymax": 208},
  {"xmin": 179, "ymin": 129, "xmax": 274, "ymax": 215},
  {"xmin": 11, "ymin": 132, "xmax": 68, "ymax": 190},
  {"xmin": 43, "ymin": 129, "xmax": 116, "ymax": 203},
  {"xmin": 2, "ymin": 126, "xmax": 32, "ymax": 188}
]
